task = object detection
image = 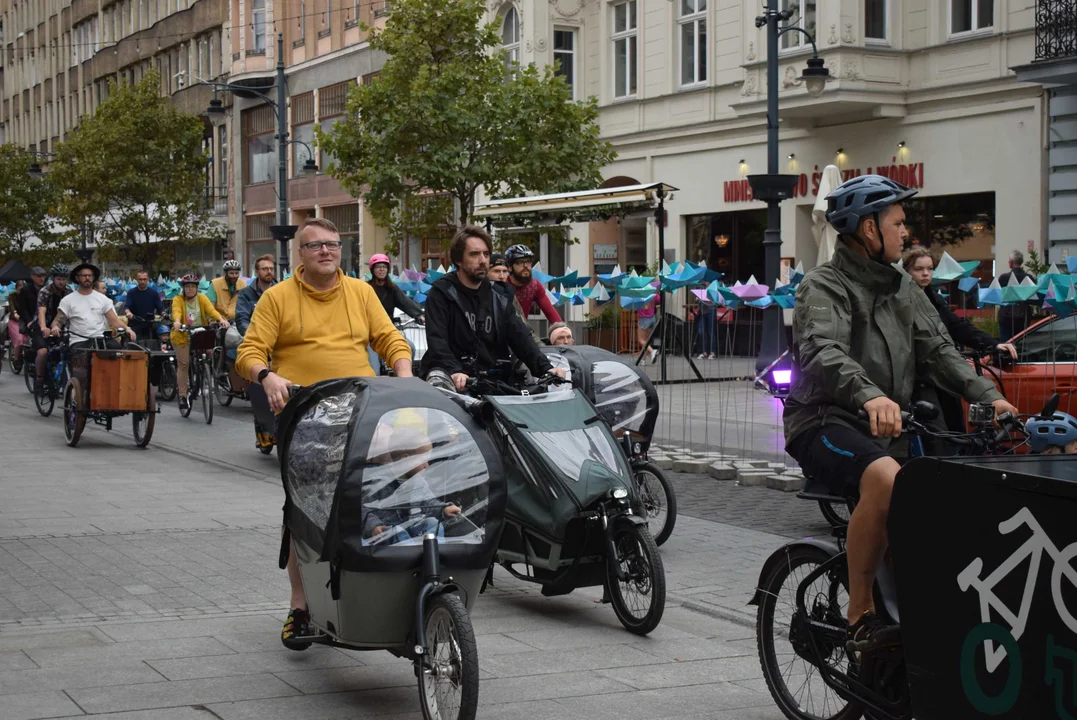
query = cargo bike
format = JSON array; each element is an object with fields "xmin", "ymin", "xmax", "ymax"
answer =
[
  {"xmin": 61, "ymin": 332, "xmax": 158, "ymax": 448},
  {"xmin": 541, "ymin": 344, "xmax": 677, "ymax": 546},
  {"xmin": 465, "ymin": 368, "xmax": 667, "ymax": 635},
  {"xmin": 275, "ymin": 377, "xmax": 506, "ymax": 720}
]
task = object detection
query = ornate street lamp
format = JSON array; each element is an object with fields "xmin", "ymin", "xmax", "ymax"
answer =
[{"xmin": 751, "ymin": 0, "xmax": 830, "ymax": 375}]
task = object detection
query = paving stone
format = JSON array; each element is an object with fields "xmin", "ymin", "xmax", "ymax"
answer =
[
  {"xmin": 652, "ymin": 457, "xmax": 675, "ymax": 471},
  {"xmin": 147, "ymin": 647, "xmax": 360, "ymax": 681},
  {"xmin": 732, "ymin": 460, "xmax": 771, "ymax": 470},
  {"xmin": 1, "ymin": 690, "xmax": 84, "ymax": 720},
  {"xmin": 673, "ymin": 459, "xmax": 712, "ymax": 473},
  {"xmin": 766, "ymin": 475, "xmax": 805, "ymax": 492},
  {"xmin": 0, "ymin": 661, "xmax": 165, "ymax": 696},
  {"xmin": 68, "ymin": 673, "xmax": 300, "ymax": 714},
  {"xmin": 708, "ymin": 463, "xmax": 738, "ymax": 481}
]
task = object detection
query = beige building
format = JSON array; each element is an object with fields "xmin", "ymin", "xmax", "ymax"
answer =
[
  {"xmin": 0, "ymin": 0, "xmax": 231, "ymax": 272},
  {"xmin": 223, "ymin": 0, "xmax": 391, "ymax": 275},
  {"xmin": 477, "ymin": 0, "xmax": 1050, "ymax": 325}
]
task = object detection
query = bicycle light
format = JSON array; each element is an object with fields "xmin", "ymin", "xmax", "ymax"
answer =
[{"xmin": 612, "ymin": 487, "xmax": 629, "ymax": 500}]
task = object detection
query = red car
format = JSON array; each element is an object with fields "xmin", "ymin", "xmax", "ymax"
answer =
[{"xmin": 989, "ymin": 314, "xmax": 1077, "ymax": 417}]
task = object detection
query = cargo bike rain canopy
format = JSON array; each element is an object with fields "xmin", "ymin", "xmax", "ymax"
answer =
[
  {"xmin": 278, "ymin": 378, "xmax": 506, "ymax": 573},
  {"xmin": 541, "ymin": 345, "xmax": 659, "ymax": 453},
  {"xmin": 489, "ymin": 388, "xmax": 635, "ymax": 543}
]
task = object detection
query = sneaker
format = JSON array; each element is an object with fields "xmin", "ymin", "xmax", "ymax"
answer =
[
  {"xmin": 707, "ymin": 353, "xmax": 717, "ymax": 360},
  {"xmin": 648, "ymin": 348, "xmax": 659, "ymax": 364},
  {"xmin": 846, "ymin": 611, "xmax": 901, "ymax": 656},
  {"xmin": 178, "ymin": 396, "xmax": 190, "ymax": 412},
  {"xmin": 281, "ymin": 608, "xmax": 313, "ymax": 651},
  {"xmin": 695, "ymin": 353, "xmax": 706, "ymax": 359}
]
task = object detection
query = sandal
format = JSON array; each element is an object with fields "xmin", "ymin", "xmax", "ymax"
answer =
[
  {"xmin": 846, "ymin": 611, "xmax": 900, "ymax": 655},
  {"xmin": 281, "ymin": 607, "xmax": 312, "ymax": 651}
]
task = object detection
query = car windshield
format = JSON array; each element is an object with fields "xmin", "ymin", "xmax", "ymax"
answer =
[
  {"xmin": 1017, "ymin": 316, "xmax": 1077, "ymax": 363},
  {"xmin": 525, "ymin": 425, "xmax": 621, "ymax": 482}
]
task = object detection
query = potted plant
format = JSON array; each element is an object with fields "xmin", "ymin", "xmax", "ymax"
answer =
[{"xmin": 584, "ymin": 303, "xmax": 619, "ymax": 351}]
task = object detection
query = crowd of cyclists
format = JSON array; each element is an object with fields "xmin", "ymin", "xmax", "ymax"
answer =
[{"xmin": 5, "ymin": 174, "xmax": 1077, "ymax": 678}]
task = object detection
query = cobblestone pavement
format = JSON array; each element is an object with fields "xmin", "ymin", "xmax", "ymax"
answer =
[{"xmin": 0, "ymin": 376, "xmax": 806, "ymax": 719}]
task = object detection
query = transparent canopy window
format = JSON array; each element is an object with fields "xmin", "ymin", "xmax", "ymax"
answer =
[
  {"xmin": 286, "ymin": 392, "xmax": 357, "ymax": 531},
  {"xmin": 360, "ymin": 408, "xmax": 491, "ymax": 547},
  {"xmin": 592, "ymin": 360, "xmax": 649, "ymax": 434}
]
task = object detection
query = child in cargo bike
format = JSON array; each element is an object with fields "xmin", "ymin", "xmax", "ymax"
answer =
[{"xmin": 361, "ymin": 408, "xmax": 462, "ymax": 546}]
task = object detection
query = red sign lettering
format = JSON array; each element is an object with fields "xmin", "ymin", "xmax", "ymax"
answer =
[{"xmin": 724, "ymin": 162, "xmax": 925, "ymax": 203}]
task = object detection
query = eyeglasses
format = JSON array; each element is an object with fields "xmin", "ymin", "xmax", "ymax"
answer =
[
  {"xmin": 75, "ymin": 274, "xmax": 95, "ymax": 279},
  {"xmin": 301, "ymin": 240, "xmax": 343, "ymax": 252}
]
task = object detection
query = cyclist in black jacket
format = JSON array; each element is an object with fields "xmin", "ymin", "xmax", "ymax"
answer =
[{"xmin": 422, "ymin": 226, "xmax": 561, "ymax": 392}]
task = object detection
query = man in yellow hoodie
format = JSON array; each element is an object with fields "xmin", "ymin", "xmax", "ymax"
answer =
[
  {"xmin": 210, "ymin": 259, "xmax": 248, "ymax": 321},
  {"xmin": 236, "ymin": 216, "xmax": 413, "ymax": 651}
]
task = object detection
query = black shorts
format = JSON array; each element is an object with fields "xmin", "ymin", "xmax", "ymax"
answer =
[{"xmin": 787, "ymin": 424, "xmax": 890, "ymax": 498}]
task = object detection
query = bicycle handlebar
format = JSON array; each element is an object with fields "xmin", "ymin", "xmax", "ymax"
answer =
[
  {"xmin": 856, "ymin": 404, "xmax": 1026, "ymax": 454},
  {"xmin": 465, "ymin": 372, "xmax": 566, "ymax": 396}
]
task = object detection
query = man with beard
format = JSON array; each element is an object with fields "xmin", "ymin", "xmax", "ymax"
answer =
[
  {"xmin": 504, "ymin": 244, "xmax": 562, "ymax": 325},
  {"xmin": 48, "ymin": 263, "xmax": 135, "ymax": 349},
  {"xmin": 33, "ymin": 265, "xmax": 72, "ymax": 394},
  {"xmin": 210, "ymin": 260, "xmax": 248, "ymax": 321},
  {"xmin": 235, "ymin": 254, "xmax": 277, "ymax": 336},
  {"xmin": 423, "ymin": 227, "xmax": 562, "ymax": 392}
]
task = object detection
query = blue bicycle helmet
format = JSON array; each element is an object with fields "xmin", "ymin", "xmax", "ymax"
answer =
[
  {"xmin": 825, "ymin": 175, "xmax": 918, "ymax": 262},
  {"xmin": 1026, "ymin": 411, "xmax": 1077, "ymax": 453}
]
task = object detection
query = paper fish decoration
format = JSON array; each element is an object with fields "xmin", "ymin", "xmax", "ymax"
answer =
[
  {"xmin": 1000, "ymin": 274, "xmax": 1039, "ymax": 304},
  {"xmin": 426, "ymin": 265, "xmax": 451, "ymax": 282},
  {"xmin": 978, "ymin": 278, "xmax": 1003, "ymax": 307},
  {"xmin": 789, "ymin": 262, "xmax": 805, "ymax": 286},
  {"xmin": 931, "ymin": 252, "xmax": 977, "ymax": 285},
  {"xmin": 774, "ymin": 294, "xmax": 796, "ymax": 309},
  {"xmin": 660, "ymin": 264, "xmax": 707, "ymax": 291},
  {"xmin": 746, "ymin": 295, "xmax": 775, "ymax": 309}
]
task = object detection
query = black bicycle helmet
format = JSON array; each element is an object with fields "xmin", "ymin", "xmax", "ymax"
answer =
[
  {"xmin": 50, "ymin": 263, "xmax": 69, "ymax": 278},
  {"xmin": 826, "ymin": 174, "xmax": 917, "ymax": 238},
  {"xmin": 505, "ymin": 244, "xmax": 535, "ymax": 263}
]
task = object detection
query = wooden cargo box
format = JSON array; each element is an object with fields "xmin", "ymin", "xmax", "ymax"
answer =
[{"xmin": 90, "ymin": 350, "xmax": 149, "ymax": 412}]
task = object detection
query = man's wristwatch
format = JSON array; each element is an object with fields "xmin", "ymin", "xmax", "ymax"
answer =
[{"xmin": 257, "ymin": 368, "xmax": 271, "ymax": 384}]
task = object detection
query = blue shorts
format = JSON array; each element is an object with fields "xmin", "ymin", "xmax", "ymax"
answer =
[{"xmin": 639, "ymin": 315, "xmax": 657, "ymax": 330}]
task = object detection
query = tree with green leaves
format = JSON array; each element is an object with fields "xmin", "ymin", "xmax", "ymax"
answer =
[
  {"xmin": 0, "ymin": 146, "xmax": 70, "ymax": 266},
  {"xmin": 321, "ymin": 0, "xmax": 616, "ymax": 255},
  {"xmin": 49, "ymin": 69, "xmax": 220, "ymax": 273}
]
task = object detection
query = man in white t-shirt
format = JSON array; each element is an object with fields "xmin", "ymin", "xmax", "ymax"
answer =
[{"xmin": 47, "ymin": 263, "xmax": 135, "ymax": 347}]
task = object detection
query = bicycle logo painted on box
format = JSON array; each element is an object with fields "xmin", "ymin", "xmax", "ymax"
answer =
[{"xmin": 958, "ymin": 507, "xmax": 1077, "ymax": 716}]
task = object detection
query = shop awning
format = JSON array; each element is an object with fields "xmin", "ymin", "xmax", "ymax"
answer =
[{"xmin": 473, "ymin": 182, "xmax": 677, "ymax": 227}]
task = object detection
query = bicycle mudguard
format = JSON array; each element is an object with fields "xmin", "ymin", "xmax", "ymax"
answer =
[{"xmin": 748, "ymin": 537, "xmax": 841, "ymax": 607}]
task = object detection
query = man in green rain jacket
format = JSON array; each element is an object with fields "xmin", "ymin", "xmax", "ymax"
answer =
[{"xmin": 783, "ymin": 174, "xmax": 1019, "ymax": 656}]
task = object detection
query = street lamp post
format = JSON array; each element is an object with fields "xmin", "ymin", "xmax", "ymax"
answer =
[
  {"xmin": 750, "ymin": 0, "xmax": 829, "ymax": 375},
  {"xmin": 205, "ymin": 33, "xmax": 316, "ymax": 275}
]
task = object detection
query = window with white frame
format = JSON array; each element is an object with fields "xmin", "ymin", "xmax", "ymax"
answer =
[
  {"xmin": 611, "ymin": 0, "xmax": 637, "ymax": 98},
  {"xmin": 553, "ymin": 28, "xmax": 576, "ymax": 99},
  {"xmin": 950, "ymin": 0, "xmax": 993, "ymax": 35},
  {"xmin": 679, "ymin": 0, "xmax": 706, "ymax": 86},
  {"xmin": 502, "ymin": 7, "xmax": 520, "ymax": 75},
  {"xmin": 252, "ymin": 0, "xmax": 266, "ymax": 52},
  {"xmin": 779, "ymin": 0, "xmax": 816, "ymax": 51},
  {"xmin": 865, "ymin": 0, "xmax": 886, "ymax": 41}
]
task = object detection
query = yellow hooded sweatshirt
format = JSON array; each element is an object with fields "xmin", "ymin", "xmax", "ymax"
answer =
[{"xmin": 236, "ymin": 265, "xmax": 412, "ymax": 387}]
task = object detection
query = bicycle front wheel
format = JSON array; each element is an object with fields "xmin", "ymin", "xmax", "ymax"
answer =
[
  {"xmin": 201, "ymin": 360, "xmax": 214, "ymax": 424},
  {"xmin": 634, "ymin": 461, "xmax": 677, "ymax": 546},
  {"xmin": 35, "ymin": 375, "xmax": 55, "ymax": 417},
  {"xmin": 63, "ymin": 379, "xmax": 86, "ymax": 447},
  {"xmin": 607, "ymin": 523, "xmax": 665, "ymax": 635},
  {"xmin": 418, "ymin": 593, "xmax": 479, "ymax": 720}
]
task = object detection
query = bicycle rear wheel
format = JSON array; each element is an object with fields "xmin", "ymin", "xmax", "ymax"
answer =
[
  {"xmin": 201, "ymin": 360, "xmax": 214, "ymax": 424},
  {"xmin": 158, "ymin": 360, "xmax": 177, "ymax": 401},
  {"xmin": 757, "ymin": 545, "xmax": 860, "ymax": 720},
  {"xmin": 24, "ymin": 359, "xmax": 34, "ymax": 394},
  {"xmin": 35, "ymin": 375, "xmax": 55, "ymax": 417}
]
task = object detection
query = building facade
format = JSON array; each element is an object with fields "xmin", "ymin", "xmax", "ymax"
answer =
[
  {"xmin": 0, "ymin": 0, "xmax": 231, "ymax": 273},
  {"xmin": 224, "ymin": 0, "xmax": 390, "ymax": 275},
  {"xmin": 480, "ymin": 0, "xmax": 1047, "ymax": 304}
]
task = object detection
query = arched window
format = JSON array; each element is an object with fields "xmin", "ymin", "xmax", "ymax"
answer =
[{"xmin": 501, "ymin": 6, "xmax": 520, "ymax": 74}]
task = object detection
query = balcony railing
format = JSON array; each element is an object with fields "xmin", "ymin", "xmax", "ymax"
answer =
[
  {"xmin": 203, "ymin": 186, "xmax": 229, "ymax": 216},
  {"xmin": 1036, "ymin": 0, "xmax": 1077, "ymax": 61}
]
